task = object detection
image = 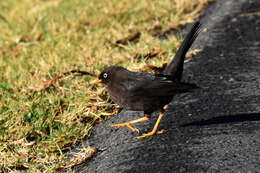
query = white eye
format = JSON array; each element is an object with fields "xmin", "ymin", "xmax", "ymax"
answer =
[{"xmin": 103, "ymin": 73, "xmax": 108, "ymax": 78}]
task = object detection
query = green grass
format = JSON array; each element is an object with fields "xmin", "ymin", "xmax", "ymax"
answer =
[{"xmin": 0, "ymin": 0, "xmax": 212, "ymax": 172}]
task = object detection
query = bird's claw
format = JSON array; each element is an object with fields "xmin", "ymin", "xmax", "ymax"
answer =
[
  {"xmin": 110, "ymin": 123, "xmax": 128, "ymax": 128},
  {"xmin": 110, "ymin": 123, "xmax": 140, "ymax": 133},
  {"xmin": 137, "ymin": 132, "xmax": 156, "ymax": 139},
  {"xmin": 156, "ymin": 129, "xmax": 165, "ymax": 134},
  {"xmin": 137, "ymin": 129, "xmax": 165, "ymax": 139}
]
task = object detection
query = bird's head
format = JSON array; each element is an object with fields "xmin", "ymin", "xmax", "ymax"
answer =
[{"xmin": 91, "ymin": 66, "xmax": 126, "ymax": 85}]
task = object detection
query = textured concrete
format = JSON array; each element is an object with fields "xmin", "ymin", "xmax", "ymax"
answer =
[{"xmin": 74, "ymin": 0, "xmax": 260, "ymax": 172}]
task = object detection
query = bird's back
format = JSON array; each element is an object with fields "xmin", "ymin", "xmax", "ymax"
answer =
[{"xmin": 107, "ymin": 70, "xmax": 197, "ymax": 113}]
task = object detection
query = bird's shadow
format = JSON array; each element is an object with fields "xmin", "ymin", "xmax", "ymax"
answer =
[{"xmin": 181, "ymin": 112, "xmax": 260, "ymax": 127}]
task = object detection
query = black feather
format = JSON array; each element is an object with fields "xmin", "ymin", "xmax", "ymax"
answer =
[{"xmin": 163, "ymin": 21, "xmax": 201, "ymax": 81}]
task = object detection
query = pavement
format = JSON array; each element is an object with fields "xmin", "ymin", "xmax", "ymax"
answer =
[{"xmin": 74, "ymin": 0, "xmax": 260, "ymax": 172}]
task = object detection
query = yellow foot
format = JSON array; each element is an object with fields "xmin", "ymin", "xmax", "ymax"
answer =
[
  {"xmin": 156, "ymin": 129, "xmax": 165, "ymax": 135},
  {"xmin": 110, "ymin": 116, "xmax": 149, "ymax": 133},
  {"xmin": 110, "ymin": 123, "xmax": 139, "ymax": 132},
  {"xmin": 137, "ymin": 112, "xmax": 165, "ymax": 139},
  {"xmin": 137, "ymin": 129, "xmax": 165, "ymax": 139}
]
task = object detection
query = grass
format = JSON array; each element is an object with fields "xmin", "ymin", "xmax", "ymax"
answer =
[{"xmin": 0, "ymin": 0, "xmax": 212, "ymax": 172}]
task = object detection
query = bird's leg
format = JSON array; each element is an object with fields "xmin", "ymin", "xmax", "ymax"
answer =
[
  {"xmin": 137, "ymin": 111, "xmax": 165, "ymax": 139},
  {"xmin": 110, "ymin": 116, "xmax": 150, "ymax": 132}
]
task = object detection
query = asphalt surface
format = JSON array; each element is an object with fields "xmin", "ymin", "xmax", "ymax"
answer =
[{"xmin": 74, "ymin": 0, "xmax": 260, "ymax": 172}]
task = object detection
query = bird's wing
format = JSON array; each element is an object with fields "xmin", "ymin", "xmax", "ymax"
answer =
[{"xmin": 126, "ymin": 73, "xmax": 199, "ymax": 97}]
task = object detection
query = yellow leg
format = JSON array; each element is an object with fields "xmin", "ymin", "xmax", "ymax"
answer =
[
  {"xmin": 137, "ymin": 112, "xmax": 165, "ymax": 138},
  {"xmin": 110, "ymin": 116, "xmax": 149, "ymax": 132}
]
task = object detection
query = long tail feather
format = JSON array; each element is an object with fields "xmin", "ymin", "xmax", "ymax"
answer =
[{"xmin": 163, "ymin": 21, "xmax": 201, "ymax": 81}]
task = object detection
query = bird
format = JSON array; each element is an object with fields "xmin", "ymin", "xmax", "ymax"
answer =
[{"xmin": 91, "ymin": 21, "xmax": 201, "ymax": 138}]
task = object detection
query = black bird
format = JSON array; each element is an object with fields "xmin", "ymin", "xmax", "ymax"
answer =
[{"xmin": 92, "ymin": 21, "xmax": 201, "ymax": 138}]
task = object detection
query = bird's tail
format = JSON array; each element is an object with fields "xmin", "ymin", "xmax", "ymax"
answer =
[{"xmin": 163, "ymin": 21, "xmax": 201, "ymax": 81}]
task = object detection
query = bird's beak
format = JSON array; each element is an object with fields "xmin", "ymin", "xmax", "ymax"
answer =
[{"xmin": 90, "ymin": 78, "xmax": 102, "ymax": 85}]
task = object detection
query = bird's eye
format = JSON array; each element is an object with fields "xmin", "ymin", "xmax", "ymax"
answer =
[{"xmin": 103, "ymin": 73, "xmax": 108, "ymax": 78}]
